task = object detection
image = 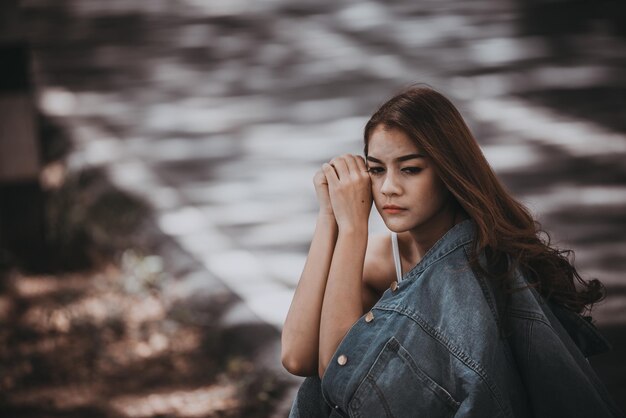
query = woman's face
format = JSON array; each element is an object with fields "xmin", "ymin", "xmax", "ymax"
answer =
[{"xmin": 366, "ymin": 124, "xmax": 452, "ymax": 234}]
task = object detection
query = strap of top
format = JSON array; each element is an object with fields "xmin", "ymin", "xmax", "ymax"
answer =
[{"xmin": 391, "ymin": 232, "xmax": 403, "ymax": 282}]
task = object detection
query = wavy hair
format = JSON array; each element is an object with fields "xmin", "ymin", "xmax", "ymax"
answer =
[{"xmin": 363, "ymin": 85, "xmax": 604, "ymax": 315}]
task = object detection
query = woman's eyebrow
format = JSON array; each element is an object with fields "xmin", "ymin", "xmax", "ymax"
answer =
[{"xmin": 366, "ymin": 153, "xmax": 424, "ymax": 163}]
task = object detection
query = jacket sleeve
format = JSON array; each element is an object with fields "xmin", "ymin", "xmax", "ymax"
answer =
[{"xmin": 507, "ymin": 306, "xmax": 624, "ymax": 418}]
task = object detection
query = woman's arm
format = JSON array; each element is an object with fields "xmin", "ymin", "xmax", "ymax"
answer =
[
  {"xmin": 281, "ymin": 168, "xmax": 338, "ymax": 376},
  {"xmin": 281, "ymin": 212, "xmax": 337, "ymax": 376},
  {"xmin": 318, "ymin": 154, "xmax": 372, "ymax": 379},
  {"xmin": 318, "ymin": 224, "xmax": 368, "ymax": 378}
]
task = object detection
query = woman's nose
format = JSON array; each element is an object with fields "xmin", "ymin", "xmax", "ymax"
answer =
[{"xmin": 381, "ymin": 173, "xmax": 401, "ymax": 196}]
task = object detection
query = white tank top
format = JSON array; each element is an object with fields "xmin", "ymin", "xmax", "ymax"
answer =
[{"xmin": 391, "ymin": 232, "xmax": 403, "ymax": 282}]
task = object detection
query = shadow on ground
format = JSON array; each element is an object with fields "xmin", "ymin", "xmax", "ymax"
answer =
[
  {"xmin": 0, "ymin": 267, "xmax": 288, "ymax": 417},
  {"xmin": 0, "ymin": 161, "xmax": 290, "ymax": 417}
]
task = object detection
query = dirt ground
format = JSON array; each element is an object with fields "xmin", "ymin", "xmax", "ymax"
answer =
[
  {"xmin": 0, "ymin": 170, "xmax": 290, "ymax": 418},
  {"xmin": 0, "ymin": 264, "xmax": 288, "ymax": 418}
]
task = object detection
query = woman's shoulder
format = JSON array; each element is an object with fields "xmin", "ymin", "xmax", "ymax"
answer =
[{"xmin": 363, "ymin": 232, "xmax": 397, "ymax": 294}]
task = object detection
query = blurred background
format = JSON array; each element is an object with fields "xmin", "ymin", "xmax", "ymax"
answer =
[{"xmin": 1, "ymin": 0, "xmax": 625, "ymax": 416}]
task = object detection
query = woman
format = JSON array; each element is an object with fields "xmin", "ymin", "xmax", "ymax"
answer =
[{"xmin": 281, "ymin": 86, "xmax": 622, "ymax": 417}]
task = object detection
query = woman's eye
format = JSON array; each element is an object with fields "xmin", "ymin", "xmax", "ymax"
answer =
[
  {"xmin": 367, "ymin": 167, "xmax": 384, "ymax": 175},
  {"xmin": 402, "ymin": 167, "xmax": 422, "ymax": 174}
]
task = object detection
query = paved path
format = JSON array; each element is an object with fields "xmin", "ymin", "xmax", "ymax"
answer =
[{"xmin": 24, "ymin": 0, "xmax": 626, "ymax": 413}]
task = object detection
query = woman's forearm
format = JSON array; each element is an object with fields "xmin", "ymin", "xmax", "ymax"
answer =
[
  {"xmin": 318, "ymin": 224, "xmax": 368, "ymax": 379},
  {"xmin": 281, "ymin": 213, "xmax": 338, "ymax": 376}
]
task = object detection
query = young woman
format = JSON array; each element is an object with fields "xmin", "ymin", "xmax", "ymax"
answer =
[{"xmin": 281, "ymin": 86, "xmax": 623, "ymax": 417}]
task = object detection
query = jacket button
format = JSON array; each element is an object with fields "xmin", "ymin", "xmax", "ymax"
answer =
[
  {"xmin": 365, "ymin": 311, "xmax": 374, "ymax": 322},
  {"xmin": 390, "ymin": 281, "xmax": 398, "ymax": 291},
  {"xmin": 337, "ymin": 354, "xmax": 348, "ymax": 365}
]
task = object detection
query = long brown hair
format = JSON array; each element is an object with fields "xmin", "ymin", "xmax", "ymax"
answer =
[{"xmin": 363, "ymin": 84, "xmax": 604, "ymax": 315}]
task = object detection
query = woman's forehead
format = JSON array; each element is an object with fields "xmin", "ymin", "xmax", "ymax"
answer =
[{"xmin": 368, "ymin": 126, "xmax": 422, "ymax": 157}]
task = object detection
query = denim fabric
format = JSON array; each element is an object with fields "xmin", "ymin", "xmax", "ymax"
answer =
[
  {"xmin": 289, "ymin": 219, "xmax": 623, "ymax": 418},
  {"xmin": 288, "ymin": 375, "xmax": 332, "ymax": 418}
]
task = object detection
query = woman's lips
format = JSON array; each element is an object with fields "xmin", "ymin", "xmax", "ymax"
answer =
[{"xmin": 383, "ymin": 206, "xmax": 407, "ymax": 214}]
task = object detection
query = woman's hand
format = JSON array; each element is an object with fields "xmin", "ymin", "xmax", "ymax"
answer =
[
  {"xmin": 323, "ymin": 154, "xmax": 372, "ymax": 231},
  {"xmin": 313, "ymin": 168, "xmax": 335, "ymax": 218}
]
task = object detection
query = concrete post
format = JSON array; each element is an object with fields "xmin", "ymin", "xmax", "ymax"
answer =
[{"xmin": 0, "ymin": 0, "xmax": 47, "ymax": 270}]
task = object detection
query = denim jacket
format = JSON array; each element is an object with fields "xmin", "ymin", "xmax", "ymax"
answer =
[{"xmin": 289, "ymin": 219, "xmax": 623, "ymax": 418}]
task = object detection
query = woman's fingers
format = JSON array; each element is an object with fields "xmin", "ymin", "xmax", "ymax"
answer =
[
  {"xmin": 343, "ymin": 155, "xmax": 361, "ymax": 177},
  {"xmin": 354, "ymin": 155, "xmax": 368, "ymax": 174},
  {"xmin": 329, "ymin": 156, "xmax": 350, "ymax": 180},
  {"xmin": 322, "ymin": 163, "xmax": 339, "ymax": 184},
  {"xmin": 330, "ymin": 154, "xmax": 368, "ymax": 179},
  {"xmin": 313, "ymin": 168, "xmax": 329, "ymax": 187},
  {"xmin": 326, "ymin": 154, "xmax": 369, "ymax": 186}
]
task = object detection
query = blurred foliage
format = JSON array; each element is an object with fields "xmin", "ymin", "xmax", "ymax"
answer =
[
  {"xmin": 38, "ymin": 112, "xmax": 72, "ymax": 164},
  {"xmin": 42, "ymin": 167, "xmax": 152, "ymax": 272}
]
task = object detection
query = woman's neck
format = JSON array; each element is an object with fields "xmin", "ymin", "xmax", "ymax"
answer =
[{"xmin": 406, "ymin": 202, "xmax": 468, "ymax": 264}]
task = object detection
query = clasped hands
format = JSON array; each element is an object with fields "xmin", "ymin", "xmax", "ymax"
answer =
[{"xmin": 313, "ymin": 154, "xmax": 372, "ymax": 230}]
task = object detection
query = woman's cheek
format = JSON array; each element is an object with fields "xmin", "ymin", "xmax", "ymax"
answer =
[
  {"xmin": 371, "ymin": 181, "xmax": 382, "ymax": 201},
  {"xmin": 372, "ymin": 193, "xmax": 385, "ymax": 214}
]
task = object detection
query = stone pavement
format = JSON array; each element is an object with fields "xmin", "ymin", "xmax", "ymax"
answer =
[{"xmin": 23, "ymin": 0, "xmax": 626, "ymax": 414}]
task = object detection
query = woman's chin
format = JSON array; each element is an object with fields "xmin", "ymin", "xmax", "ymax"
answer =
[{"xmin": 383, "ymin": 219, "xmax": 410, "ymax": 233}]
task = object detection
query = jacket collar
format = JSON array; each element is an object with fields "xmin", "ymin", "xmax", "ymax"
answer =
[
  {"xmin": 401, "ymin": 218, "xmax": 611, "ymax": 357},
  {"xmin": 404, "ymin": 218, "xmax": 476, "ymax": 280}
]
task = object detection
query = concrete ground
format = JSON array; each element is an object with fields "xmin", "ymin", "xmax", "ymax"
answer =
[{"xmin": 16, "ymin": 0, "xmax": 626, "ymax": 415}]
